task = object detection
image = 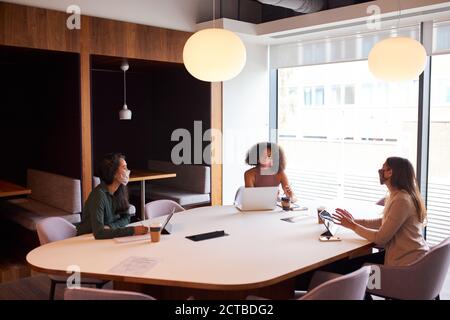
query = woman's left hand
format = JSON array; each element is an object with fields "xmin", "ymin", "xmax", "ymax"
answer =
[{"xmin": 333, "ymin": 208, "xmax": 356, "ymax": 231}]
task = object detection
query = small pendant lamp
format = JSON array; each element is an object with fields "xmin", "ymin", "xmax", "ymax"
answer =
[{"xmin": 119, "ymin": 62, "xmax": 132, "ymax": 120}]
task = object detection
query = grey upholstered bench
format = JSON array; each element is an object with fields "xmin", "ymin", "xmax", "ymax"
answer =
[
  {"xmin": 0, "ymin": 169, "xmax": 81, "ymax": 231},
  {"xmin": 142, "ymin": 160, "xmax": 211, "ymax": 207}
]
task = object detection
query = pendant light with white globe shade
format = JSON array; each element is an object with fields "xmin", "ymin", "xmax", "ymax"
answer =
[
  {"xmin": 368, "ymin": 37, "xmax": 427, "ymax": 82},
  {"xmin": 119, "ymin": 62, "xmax": 132, "ymax": 120},
  {"xmin": 183, "ymin": 0, "xmax": 247, "ymax": 82},
  {"xmin": 368, "ymin": 0, "xmax": 427, "ymax": 82}
]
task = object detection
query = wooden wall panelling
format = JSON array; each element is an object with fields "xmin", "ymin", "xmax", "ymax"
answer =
[
  {"xmin": 211, "ymin": 82, "xmax": 223, "ymax": 206},
  {"xmin": 80, "ymin": 16, "xmax": 92, "ymax": 202},
  {"xmin": 0, "ymin": 2, "xmax": 223, "ymax": 204},
  {"xmin": 0, "ymin": 2, "xmax": 80, "ymax": 52},
  {"xmin": 88, "ymin": 16, "xmax": 191, "ymax": 63}
]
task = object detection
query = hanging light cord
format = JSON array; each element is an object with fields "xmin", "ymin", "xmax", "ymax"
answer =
[
  {"xmin": 123, "ymin": 68, "xmax": 127, "ymax": 106},
  {"xmin": 397, "ymin": 0, "xmax": 402, "ymax": 30},
  {"xmin": 213, "ymin": 0, "xmax": 216, "ymax": 28}
]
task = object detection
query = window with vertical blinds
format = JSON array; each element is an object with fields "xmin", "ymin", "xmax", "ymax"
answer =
[
  {"xmin": 433, "ymin": 20, "xmax": 450, "ymax": 54},
  {"xmin": 427, "ymin": 20, "xmax": 450, "ymax": 245},
  {"xmin": 273, "ymin": 20, "xmax": 450, "ymax": 246},
  {"xmin": 270, "ymin": 26, "xmax": 420, "ymax": 69}
]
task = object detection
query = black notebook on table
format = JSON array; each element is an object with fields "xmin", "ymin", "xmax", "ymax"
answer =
[{"xmin": 186, "ymin": 230, "xmax": 229, "ymax": 242}]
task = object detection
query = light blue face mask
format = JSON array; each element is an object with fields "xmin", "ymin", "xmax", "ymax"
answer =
[{"xmin": 119, "ymin": 169, "xmax": 131, "ymax": 186}]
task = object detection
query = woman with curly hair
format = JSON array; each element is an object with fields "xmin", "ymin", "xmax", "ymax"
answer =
[{"xmin": 244, "ymin": 142, "xmax": 296, "ymax": 201}]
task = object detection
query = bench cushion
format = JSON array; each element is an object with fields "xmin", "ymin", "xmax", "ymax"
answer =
[
  {"xmin": 27, "ymin": 169, "xmax": 81, "ymax": 214},
  {"xmin": 0, "ymin": 198, "xmax": 80, "ymax": 231},
  {"xmin": 147, "ymin": 160, "xmax": 211, "ymax": 194},
  {"xmin": 145, "ymin": 184, "xmax": 210, "ymax": 207}
]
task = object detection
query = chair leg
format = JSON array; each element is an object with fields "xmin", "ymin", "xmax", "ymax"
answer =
[
  {"xmin": 95, "ymin": 281, "xmax": 109, "ymax": 289},
  {"xmin": 364, "ymin": 293, "xmax": 374, "ymax": 300},
  {"xmin": 49, "ymin": 279, "xmax": 56, "ymax": 300}
]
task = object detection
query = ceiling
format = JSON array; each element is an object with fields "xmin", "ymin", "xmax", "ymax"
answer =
[
  {"xmin": 3, "ymin": 0, "xmax": 374, "ymax": 32},
  {"xmin": 2, "ymin": 0, "xmax": 213, "ymax": 32},
  {"xmin": 4, "ymin": 0, "xmax": 449, "ymax": 45}
]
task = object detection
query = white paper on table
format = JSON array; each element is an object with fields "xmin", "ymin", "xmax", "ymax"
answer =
[
  {"xmin": 108, "ymin": 256, "xmax": 158, "ymax": 275},
  {"xmin": 281, "ymin": 213, "xmax": 310, "ymax": 223},
  {"xmin": 114, "ymin": 234, "xmax": 150, "ymax": 243}
]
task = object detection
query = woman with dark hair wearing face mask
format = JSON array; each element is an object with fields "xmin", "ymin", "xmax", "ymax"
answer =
[
  {"xmin": 76, "ymin": 153, "xmax": 148, "ymax": 239},
  {"xmin": 332, "ymin": 157, "xmax": 429, "ymax": 271},
  {"xmin": 244, "ymin": 142, "xmax": 296, "ymax": 201}
]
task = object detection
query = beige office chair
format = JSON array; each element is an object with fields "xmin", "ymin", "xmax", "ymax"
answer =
[
  {"xmin": 145, "ymin": 199, "xmax": 185, "ymax": 220},
  {"xmin": 365, "ymin": 237, "xmax": 450, "ymax": 300},
  {"xmin": 36, "ymin": 217, "xmax": 109, "ymax": 300},
  {"xmin": 248, "ymin": 266, "xmax": 371, "ymax": 300},
  {"xmin": 64, "ymin": 287, "xmax": 155, "ymax": 300}
]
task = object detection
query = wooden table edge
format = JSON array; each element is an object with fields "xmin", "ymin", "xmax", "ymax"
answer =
[
  {"xmin": 27, "ymin": 242, "xmax": 374, "ymax": 291},
  {"xmin": 0, "ymin": 190, "xmax": 31, "ymax": 198},
  {"xmin": 129, "ymin": 173, "xmax": 176, "ymax": 182}
]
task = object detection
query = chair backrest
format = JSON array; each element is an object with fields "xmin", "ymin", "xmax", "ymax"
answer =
[
  {"xmin": 27, "ymin": 169, "xmax": 82, "ymax": 213},
  {"xmin": 36, "ymin": 217, "xmax": 77, "ymax": 245},
  {"xmin": 300, "ymin": 266, "xmax": 370, "ymax": 300},
  {"xmin": 64, "ymin": 288, "xmax": 155, "ymax": 300},
  {"xmin": 145, "ymin": 200, "xmax": 185, "ymax": 220},
  {"xmin": 147, "ymin": 160, "xmax": 211, "ymax": 194},
  {"xmin": 93, "ymin": 176, "xmax": 101, "ymax": 188},
  {"xmin": 399, "ymin": 237, "xmax": 450, "ymax": 300}
]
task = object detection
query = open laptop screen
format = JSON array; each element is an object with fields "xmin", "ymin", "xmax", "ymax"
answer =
[{"xmin": 162, "ymin": 209, "xmax": 175, "ymax": 230}]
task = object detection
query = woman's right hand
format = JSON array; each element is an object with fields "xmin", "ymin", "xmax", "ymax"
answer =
[
  {"xmin": 134, "ymin": 226, "xmax": 149, "ymax": 235},
  {"xmin": 285, "ymin": 185, "xmax": 297, "ymax": 203}
]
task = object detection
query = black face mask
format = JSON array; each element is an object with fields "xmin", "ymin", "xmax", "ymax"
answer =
[{"xmin": 378, "ymin": 169, "xmax": 386, "ymax": 185}]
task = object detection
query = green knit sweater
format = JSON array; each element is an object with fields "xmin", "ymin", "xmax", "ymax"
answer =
[{"xmin": 76, "ymin": 183, "xmax": 134, "ymax": 239}]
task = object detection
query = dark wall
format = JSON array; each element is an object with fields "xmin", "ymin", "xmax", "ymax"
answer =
[
  {"xmin": 0, "ymin": 46, "xmax": 81, "ymax": 185},
  {"xmin": 91, "ymin": 61, "xmax": 211, "ymax": 174}
]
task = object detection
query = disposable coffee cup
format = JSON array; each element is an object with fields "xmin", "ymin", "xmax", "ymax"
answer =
[
  {"xmin": 281, "ymin": 197, "xmax": 291, "ymax": 211},
  {"xmin": 150, "ymin": 223, "xmax": 162, "ymax": 243},
  {"xmin": 317, "ymin": 206, "xmax": 326, "ymax": 224}
]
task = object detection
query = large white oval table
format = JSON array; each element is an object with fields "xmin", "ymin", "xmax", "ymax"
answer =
[{"xmin": 27, "ymin": 200, "xmax": 383, "ymax": 299}]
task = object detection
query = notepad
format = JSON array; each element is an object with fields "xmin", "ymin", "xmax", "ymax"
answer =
[
  {"xmin": 108, "ymin": 256, "xmax": 157, "ymax": 275},
  {"xmin": 114, "ymin": 234, "xmax": 150, "ymax": 243},
  {"xmin": 277, "ymin": 203, "xmax": 308, "ymax": 211},
  {"xmin": 281, "ymin": 214, "xmax": 310, "ymax": 223}
]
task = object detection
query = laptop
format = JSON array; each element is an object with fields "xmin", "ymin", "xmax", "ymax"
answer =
[
  {"xmin": 114, "ymin": 209, "xmax": 175, "ymax": 242},
  {"xmin": 234, "ymin": 186, "xmax": 279, "ymax": 211},
  {"xmin": 161, "ymin": 208, "xmax": 175, "ymax": 235}
]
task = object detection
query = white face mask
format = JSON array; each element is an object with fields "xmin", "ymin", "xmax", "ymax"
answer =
[{"xmin": 118, "ymin": 169, "xmax": 130, "ymax": 186}]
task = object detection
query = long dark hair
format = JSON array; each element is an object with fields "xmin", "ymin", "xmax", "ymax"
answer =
[
  {"xmin": 245, "ymin": 142, "xmax": 286, "ymax": 174},
  {"xmin": 97, "ymin": 153, "xmax": 130, "ymax": 212},
  {"xmin": 386, "ymin": 157, "xmax": 427, "ymax": 223}
]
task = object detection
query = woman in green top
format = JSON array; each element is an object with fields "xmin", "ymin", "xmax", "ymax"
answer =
[{"xmin": 76, "ymin": 153, "xmax": 148, "ymax": 239}]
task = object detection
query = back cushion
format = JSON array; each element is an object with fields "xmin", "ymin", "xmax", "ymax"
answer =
[
  {"xmin": 27, "ymin": 169, "xmax": 82, "ymax": 213},
  {"xmin": 147, "ymin": 160, "xmax": 211, "ymax": 194},
  {"xmin": 93, "ymin": 176, "xmax": 101, "ymax": 188}
]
